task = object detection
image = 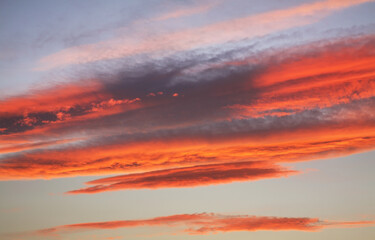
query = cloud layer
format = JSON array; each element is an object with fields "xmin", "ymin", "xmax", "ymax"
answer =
[
  {"xmin": 34, "ymin": 0, "xmax": 373, "ymax": 71},
  {"xmin": 1, "ymin": 2, "xmax": 375, "ymax": 240},
  {"xmin": 1, "ymin": 31, "xmax": 375, "ymax": 191}
]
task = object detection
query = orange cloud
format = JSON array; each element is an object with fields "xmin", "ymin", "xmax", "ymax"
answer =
[
  {"xmin": 0, "ymin": 81, "xmax": 104, "ymax": 116},
  {"xmin": 35, "ymin": 213, "xmax": 375, "ymax": 236},
  {"xmin": 66, "ymin": 161, "xmax": 297, "ymax": 194},
  {"xmin": 1, "ymin": 131, "xmax": 374, "ymax": 180},
  {"xmin": 229, "ymin": 35, "xmax": 375, "ymax": 118},
  {"xmin": 0, "ymin": 81, "xmax": 143, "ymax": 136}
]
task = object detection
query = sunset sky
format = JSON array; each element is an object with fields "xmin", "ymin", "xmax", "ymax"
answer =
[{"xmin": 0, "ymin": 0, "xmax": 375, "ymax": 239}]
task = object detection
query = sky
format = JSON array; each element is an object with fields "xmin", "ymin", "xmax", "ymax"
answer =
[{"xmin": 0, "ymin": 0, "xmax": 375, "ymax": 239}]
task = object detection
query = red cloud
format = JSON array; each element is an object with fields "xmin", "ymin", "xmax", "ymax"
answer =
[
  {"xmin": 35, "ymin": 213, "xmax": 375, "ymax": 236},
  {"xmin": 66, "ymin": 161, "xmax": 297, "ymax": 194}
]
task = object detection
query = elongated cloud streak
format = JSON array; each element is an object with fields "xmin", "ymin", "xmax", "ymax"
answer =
[
  {"xmin": 0, "ymin": 138, "xmax": 80, "ymax": 154},
  {"xmin": 67, "ymin": 161, "xmax": 297, "ymax": 194},
  {"xmin": 35, "ymin": 213, "xmax": 375, "ymax": 236},
  {"xmin": 34, "ymin": 0, "xmax": 373, "ymax": 71}
]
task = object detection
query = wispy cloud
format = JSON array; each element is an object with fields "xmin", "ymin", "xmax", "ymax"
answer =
[
  {"xmin": 34, "ymin": 0, "xmax": 373, "ymax": 71},
  {"xmin": 0, "ymin": 138, "xmax": 80, "ymax": 154},
  {"xmin": 34, "ymin": 213, "xmax": 374, "ymax": 236}
]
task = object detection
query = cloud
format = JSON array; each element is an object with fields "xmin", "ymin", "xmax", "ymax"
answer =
[
  {"xmin": 66, "ymin": 161, "xmax": 297, "ymax": 194},
  {"xmin": 0, "ymin": 138, "xmax": 80, "ymax": 155},
  {"xmin": 1, "ymin": 35, "xmax": 374, "ymax": 184},
  {"xmin": 0, "ymin": 81, "xmax": 103, "ymax": 116},
  {"xmin": 0, "ymin": 81, "xmax": 142, "ymax": 135},
  {"xmin": 3, "ymin": 35, "xmax": 374, "ymax": 135},
  {"xmin": 34, "ymin": 0, "xmax": 373, "ymax": 71},
  {"xmin": 1, "ymin": 132, "xmax": 374, "ymax": 180},
  {"xmin": 34, "ymin": 213, "xmax": 374, "ymax": 236}
]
